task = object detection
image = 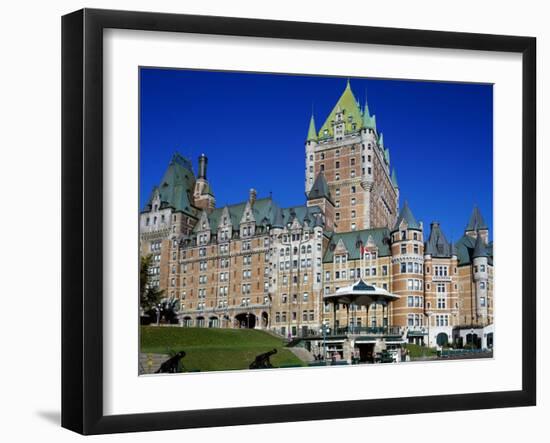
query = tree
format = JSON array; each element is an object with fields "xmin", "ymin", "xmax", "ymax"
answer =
[{"xmin": 140, "ymin": 254, "xmax": 164, "ymax": 317}]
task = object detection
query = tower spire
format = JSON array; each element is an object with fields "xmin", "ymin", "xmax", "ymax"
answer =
[{"xmin": 307, "ymin": 114, "xmax": 317, "ymax": 141}]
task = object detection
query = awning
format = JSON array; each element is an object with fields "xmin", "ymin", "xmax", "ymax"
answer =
[{"xmin": 324, "ymin": 279, "xmax": 400, "ymax": 307}]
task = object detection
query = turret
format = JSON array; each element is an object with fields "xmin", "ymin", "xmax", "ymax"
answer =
[
  {"xmin": 306, "ymin": 171, "xmax": 334, "ymax": 230},
  {"xmin": 465, "ymin": 205, "xmax": 489, "ymax": 243},
  {"xmin": 472, "ymin": 231, "xmax": 489, "ymax": 323},
  {"xmin": 305, "ymin": 114, "xmax": 318, "ymax": 193},
  {"xmin": 389, "ymin": 202, "xmax": 425, "ymax": 330}
]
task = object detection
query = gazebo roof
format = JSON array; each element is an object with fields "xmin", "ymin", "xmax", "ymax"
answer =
[{"xmin": 323, "ymin": 279, "xmax": 400, "ymax": 306}]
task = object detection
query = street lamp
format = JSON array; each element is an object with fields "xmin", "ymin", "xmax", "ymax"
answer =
[{"xmin": 319, "ymin": 323, "xmax": 331, "ymax": 361}]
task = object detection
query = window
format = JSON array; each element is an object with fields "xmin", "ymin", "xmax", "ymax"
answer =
[
  {"xmin": 335, "ymin": 173, "xmax": 340, "ymax": 181},
  {"xmin": 401, "ymin": 244, "xmax": 406, "ymax": 254},
  {"xmin": 351, "ymin": 198, "xmax": 356, "ymax": 206},
  {"xmin": 401, "ymin": 262, "xmax": 407, "ymax": 273},
  {"xmin": 350, "ymin": 158, "xmax": 355, "ymax": 166},
  {"xmin": 335, "ymin": 161, "xmax": 340, "ymax": 169},
  {"xmin": 351, "ymin": 185, "xmax": 356, "ymax": 194},
  {"xmin": 480, "ymin": 281, "xmax": 486, "ymax": 289},
  {"xmin": 408, "ymin": 296, "xmax": 414, "ymax": 307},
  {"xmin": 335, "ymin": 212, "xmax": 340, "ymax": 221},
  {"xmin": 351, "ymin": 223, "xmax": 356, "ymax": 230},
  {"xmin": 351, "ymin": 210, "xmax": 356, "ymax": 218},
  {"xmin": 335, "ymin": 188, "xmax": 340, "ymax": 196},
  {"xmin": 480, "ymin": 296, "xmax": 486, "ymax": 307}
]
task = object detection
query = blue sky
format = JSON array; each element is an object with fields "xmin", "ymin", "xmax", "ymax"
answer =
[{"xmin": 140, "ymin": 68, "xmax": 493, "ymax": 241}]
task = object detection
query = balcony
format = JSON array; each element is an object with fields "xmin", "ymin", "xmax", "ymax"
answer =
[{"xmin": 328, "ymin": 326, "xmax": 402, "ymax": 337}]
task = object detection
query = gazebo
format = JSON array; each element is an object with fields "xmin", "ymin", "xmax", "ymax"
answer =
[{"xmin": 323, "ymin": 279, "xmax": 400, "ymax": 334}]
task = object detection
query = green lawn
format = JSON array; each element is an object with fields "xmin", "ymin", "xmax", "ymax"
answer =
[
  {"xmin": 140, "ymin": 326, "xmax": 305, "ymax": 372},
  {"xmin": 404, "ymin": 343, "xmax": 438, "ymax": 359}
]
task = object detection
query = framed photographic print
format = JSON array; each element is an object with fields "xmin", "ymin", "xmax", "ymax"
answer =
[{"xmin": 61, "ymin": 8, "xmax": 536, "ymax": 435}]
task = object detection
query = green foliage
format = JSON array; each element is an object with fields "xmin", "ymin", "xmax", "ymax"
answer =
[
  {"xmin": 404, "ymin": 343, "xmax": 438, "ymax": 359},
  {"xmin": 140, "ymin": 254, "xmax": 164, "ymax": 315},
  {"xmin": 140, "ymin": 327, "xmax": 305, "ymax": 372}
]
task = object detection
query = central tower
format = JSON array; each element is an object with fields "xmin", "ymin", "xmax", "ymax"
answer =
[{"xmin": 305, "ymin": 80, "xmax": 398, "ymax": 232}]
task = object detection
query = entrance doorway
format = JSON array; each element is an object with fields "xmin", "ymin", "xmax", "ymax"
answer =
[
  {"xmin": 235, "ymin": 313, "xmax": 256, "ymax": 329},
  {"xmin": 357, "ymin": 343, "xmax": 375, "ymax": 363}
]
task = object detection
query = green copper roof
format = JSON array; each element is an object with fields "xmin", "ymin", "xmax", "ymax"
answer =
[
  {"xmin": 384, "ymin": 147, "xmax": 390, "ymax": 164},
  {"xmin": 378, "ymin": 132, "xmax": 384, "ymax": 148},
  {"xmin": 455, "ymin": 235, "xmax": 493, "ymax": 266},
  {"xmin": 362, "ymin": 94, "xmax": 377, "ymax": 130},
  {"xmin": 472, "ymin": 232, "xmax": 489, "ymax": 258},
  {"xmin": 318, "ymin": 81, "xmax": 363, "ymax": 138},
  {"xmin": 393, "ymin": 201, "xmax": 420, "ymax": 231},
  {"xmin": 466, "ymin": 206, "xmax": 488, "ymax": 231},
  {"xmin": 143, "ymin": 152, "xmax": 197, "ymax": 216},
  {"xmin": 425, "ymin": 222, "xmax": 452, "ymax": 257},
  {"xmin": 391, "ymin": 169, "xmax": 399, "ymax": 188},
  {"xmin": 192, "ymin": 198, "xmax": 323, "ymax": 234},
  {"xmin": 307, "ymin": 172, "xmax": 333, "ymax": 203},
  {"xmin": 307, "ymin": 114, "xmax": 317, "ymax": 142},
  {"xmin": 323, "ymin": 228, "xmax": 391, "ymax": 262}
]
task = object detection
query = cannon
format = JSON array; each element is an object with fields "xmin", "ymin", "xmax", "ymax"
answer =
[
  {"xmin": 155, "ymin": 351, "xmax": 186, "ymax": 373},
  {"xmin": 249, "ymin": 348, "xmax": 277, "ymax": 369}
]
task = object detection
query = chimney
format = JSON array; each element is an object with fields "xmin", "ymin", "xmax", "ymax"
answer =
[
  {"xmin": 249, "ymin": 188, "xmax": 257, "ymax": 206},
  {"xmin": 198, "ymin": 154, "xmax": 207, "ymax": 179}
]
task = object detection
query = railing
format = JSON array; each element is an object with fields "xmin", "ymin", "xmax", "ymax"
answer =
[{"xmin": 328, "ymin": 326, "xmax": 402, "ymax": 336}]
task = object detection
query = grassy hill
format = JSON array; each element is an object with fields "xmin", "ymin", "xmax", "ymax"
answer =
[{"xmin": 140, "ymin": 326, "xmax": 305, "ymax": 372}]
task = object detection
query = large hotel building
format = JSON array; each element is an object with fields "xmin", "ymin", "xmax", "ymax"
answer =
[{"xmin": 140, "ymin": 81, "xmax": 494, "ymax": 359}]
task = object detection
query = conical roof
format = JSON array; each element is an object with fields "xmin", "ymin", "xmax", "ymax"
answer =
[
  {"xmin": 307, "ymin": 171, "xmax": 333, "ymax": 203},
  {"xmin": 362, "ymin": 93, "xmax": 377, "ymax": 130},
  {"xmin": 466, "ymin": 206, "xmax": 488, "ymax": 231},
  {"xmin": 391, "ymin": 169, "xmax": 399, "ymax": 188},
  {"xmin": 472, "ymin": 232, "xmax": 488, "ymax": 258},
  {"xmin": 393, "ymin": 201, "xmax": 420, "ymax": 231},
  {"xmin": 307, "ymin": 114, "xmax": 317, "ymax": 141},
  {"xmin": 425, "ymin": 222, "xmax": 452, "ymax": 257}
]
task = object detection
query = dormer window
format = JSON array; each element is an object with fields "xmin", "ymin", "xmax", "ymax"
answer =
[{"xmin": 202, "ymin": 222, "xmax": 206, "ymax": 229}]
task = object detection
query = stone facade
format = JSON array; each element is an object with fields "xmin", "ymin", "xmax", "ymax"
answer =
[{"xmin": 140, "ymin": 81, "xmax": 494, "ymax": 349}]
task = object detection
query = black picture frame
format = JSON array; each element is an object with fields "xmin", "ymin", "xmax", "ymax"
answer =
[{"xmin": 61, "ymin": 8, "xmax": 536, "ymax": 435}]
